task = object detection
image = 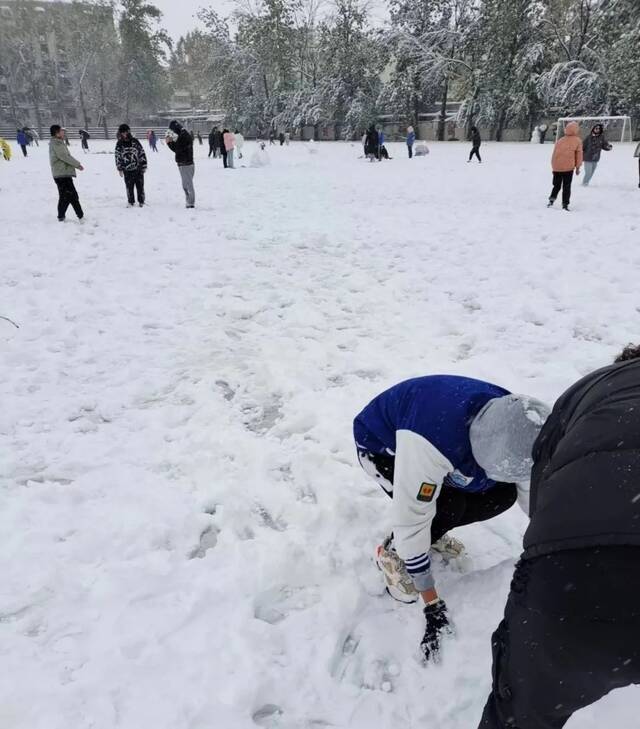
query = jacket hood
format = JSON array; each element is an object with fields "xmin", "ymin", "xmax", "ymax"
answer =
[
  {"xmin": 564, "ymin": 122, "xmax": 580, "ymax": 136},
  {"xmin": 169, "ymin": 120, "xmax": 183, "ymax": 134},
  {"xmin": 590, "ymin": 124, "xmax": 603, "ymax": 135},
  {"xmin": 470, "ymin": 394, "xmax": 551, "ymax": 482}
]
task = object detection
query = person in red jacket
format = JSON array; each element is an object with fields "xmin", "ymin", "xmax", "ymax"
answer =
[{"xmin": 547, "ymin": 121, "xmax": 583, "ymax": 211}]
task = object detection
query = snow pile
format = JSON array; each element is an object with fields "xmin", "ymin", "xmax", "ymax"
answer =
[
  {"xmin": 414, "ymin": 141, "xmax": 430, "ymax": 156},
  {"xmin": 2, "ymin": 140, "xmax": 640, "ymax": 729},
  {"xmin": 250, "ymin": 145, "xmax": 271, "ymax": 168}
]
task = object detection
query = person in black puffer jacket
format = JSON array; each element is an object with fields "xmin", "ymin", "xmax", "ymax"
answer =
[
  {"xmin": 165, "ymin": 119, "xmax": 195, "ymax": 208},
  {"xmin": 115, "ymin": 124, "xmax": 147, "ymax": 207},
  {"xmin": 582, "ymin": 123, "xmax": 612, "ymax": 186},
  {"xmin": 468, "ymin": 126, "xmax": 482, "ymax": 163},
  {"xmin": 479, "ymin": 344, "xmax": 640, "ymax": 729},
  {"xmin": 364, "ymin": 125, "xmax": 379, "ymax": 162}
]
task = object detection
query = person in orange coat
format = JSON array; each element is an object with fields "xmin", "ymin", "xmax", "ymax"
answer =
[{"xmin": 547, "ymin": 121, "xmax": 583, "ymax": 211}]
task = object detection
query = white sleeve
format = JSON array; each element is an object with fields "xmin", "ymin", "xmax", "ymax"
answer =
[{"xmin": 391, "ymin": 430, "xmax": 453, "ymax": 575}]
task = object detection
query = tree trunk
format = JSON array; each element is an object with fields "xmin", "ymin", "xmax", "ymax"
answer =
[
  {"xmin": 79, "ymin": 84, "xmax": 90, "ymax": 129},
  {"xmin": 437, "ymin": 77, "xmax": 449, "ymax": 141},
  {"xmin": 30, "ymin": 77, "xmax": 43, "ymax": 139},
  {"xmin": 100, "ymin": 79, "xmax": 109, "ymax": 139},
  {"xmin": 495, "ymin": 108, "xmax": 507, "ymax": 141}
]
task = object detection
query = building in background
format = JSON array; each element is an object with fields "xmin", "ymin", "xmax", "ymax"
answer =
[{"xmin": 0, "ymin": 0, "xmax": 117, "ymax": 135}]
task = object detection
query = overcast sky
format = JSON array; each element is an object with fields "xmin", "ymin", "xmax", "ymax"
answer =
[
  {"xmin": 154, "ymin": 0, "xmax": 228, "ymax": 42},
  {"xmin": 154, "ymin": 0, "xmax": 389, "ymax": 44}
]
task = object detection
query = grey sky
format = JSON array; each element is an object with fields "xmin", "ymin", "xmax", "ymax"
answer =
[
  {"xmin": 154, "ymin": 0, "xmax": 228, "ymax": 42},
  {"xmin": 154, "ymin": 0, "xmax": 390, "ymax": 44}
]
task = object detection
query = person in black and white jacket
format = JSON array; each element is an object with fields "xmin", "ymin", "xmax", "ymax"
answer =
[{"xmin": 115, "ymin": 124, "xmax": 147, "ymax": 207}]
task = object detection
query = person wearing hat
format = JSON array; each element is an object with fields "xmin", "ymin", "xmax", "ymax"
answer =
[
  {"xmin": 115, "ymin": 124, "xmax": 147, "ymax": 207},
  {"xmin": 49, "ymin": 124, "xmax": 84, "ymax": 221},
  {"xmin": 165, "ymin": 120, "xmax": 195, "ymax": 208},
  {"xmin": 479, "ymin": 345, "xmax": 640, "ymax": 728},
  {"xmin": 353, "ymin": 375, "xmax": 550, "ymax": 662}
]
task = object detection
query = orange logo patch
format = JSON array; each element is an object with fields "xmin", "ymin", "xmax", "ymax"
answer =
[{"xmin": 417, "ymin": 482, "xmax": 436, "ymax": 502}]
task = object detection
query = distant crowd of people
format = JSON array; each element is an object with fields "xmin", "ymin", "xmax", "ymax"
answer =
[{"xmin": 2, "ymin": 120, "xmax": 639, "ymax": 220}]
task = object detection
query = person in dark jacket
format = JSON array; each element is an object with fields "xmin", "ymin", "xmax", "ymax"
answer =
[
  {"xmin": 479, "ymin": 345, "xmax": 640, "ymax": 729},
  {"xmin": 79, "ymin": 128, "xmax": 91, "ymax": 152},
  {"xmin": 468, "ymin": 126, "xmax": 482, "ymax": 163},
  {"xmin": 406, "ymin": 125, "xmax": 416, "ymax": 158},
  {"xmin": 17, "ymin": 129, "xmax": 28, "ymax": 157},
  {"xmin": 165, "ymin": 120, "xmax": 195, "ymax": 208},
  {"xmin": 364, "ymin": 125, "xmax": 379, "ymax": 162},
  {"xmin": 582, "ymin": 123, "xmax": 612, "ymax": 186},
  {"xmin": 115, "ymin": 124, "xmax": 147, "ymax": 207},
  {"xmin": 208, "ymin": 128, "xmax": 217, "ymax": 158}
]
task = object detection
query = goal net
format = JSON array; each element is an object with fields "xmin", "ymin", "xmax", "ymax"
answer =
[{"xmin": 556, "ymin": 116, "xmax": 633, "ymax": 142}]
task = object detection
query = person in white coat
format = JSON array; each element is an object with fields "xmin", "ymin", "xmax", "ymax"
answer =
[{"xmin": 234, "ymin": 130, "xmax": 245, "ymax": 160}]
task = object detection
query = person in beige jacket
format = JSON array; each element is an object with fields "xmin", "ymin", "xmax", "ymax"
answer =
[{"xmin": 547, "ymin": 121, "xmax": 583, "ymax": 210}]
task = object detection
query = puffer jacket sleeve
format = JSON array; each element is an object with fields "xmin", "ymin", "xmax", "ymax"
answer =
[{"xmin": 135, "ymin": 139, "xmax": 147, "ymax": 171}]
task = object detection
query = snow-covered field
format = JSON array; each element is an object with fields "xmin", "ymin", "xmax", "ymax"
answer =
[{"xmin": 2, "ymin": 138, "xmax": 640, "ymax": 729}]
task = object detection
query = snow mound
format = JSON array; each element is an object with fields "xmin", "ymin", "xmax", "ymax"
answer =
[{"xmin": 250, "ymin": 149, "xmax": 271, "ymax": 167}]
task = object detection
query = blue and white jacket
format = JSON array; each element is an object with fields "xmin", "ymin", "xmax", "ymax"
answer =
[{"xmin": 354, "ymin": 375, "xmax": 510, "ymax": 591}]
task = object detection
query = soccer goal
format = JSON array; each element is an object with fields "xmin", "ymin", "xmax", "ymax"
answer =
[{"xmin": 556, "ymin": 116, "xmax": 633, "ymax": 142}]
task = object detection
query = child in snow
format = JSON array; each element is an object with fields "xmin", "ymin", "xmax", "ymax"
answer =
[
  {"xmin": 115, "ymin": 124, "xmax": 147, "ymax": 207},
  {"xmin": 17, "ymin": 129, "xmax": 28, "ymax": 157},
  {"xmin": 223, "ymin": 129, "xmax": 236, "ymax": 169},
  {"xmin": 635, "ymin": 141, "xmax": 640, "ymax": 188},
  {"xmin": 582, "ymin": 123, "xmax": 612, "ymax": 186},
  {"xmin": 354, "ymin": 376, "xmax": 549, "ymax": 663},
  {"xmin": 196, "ymin": 131, "xmax": 203, "ymax": 146},
  {"xmin": 49, "ymin": 124, "xmax": 84, "ymax": 221},
  {"xmin": 547, "ymin": 121, "xmax": 583, "ymax": 210},
  {"xmin": 479, "ymin": 345, "xmax": 640, "ymax": 729},
  {"xmin": 468, "ymin": 126, "xmax": 481, "ymax": 162},
  {"xmin": 406, "ymin": 126, "xmax": 416, "ymax": 158}
]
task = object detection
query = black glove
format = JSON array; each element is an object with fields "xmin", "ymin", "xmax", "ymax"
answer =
[{"xmin": 420, "ymin": 599, "xmax": 453, "ymax": 662}]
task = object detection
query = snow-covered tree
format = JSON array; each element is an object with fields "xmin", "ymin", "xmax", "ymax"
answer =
[{"xmin": 118, "ymin": 0, "xmax": 172, "ymax": 121}]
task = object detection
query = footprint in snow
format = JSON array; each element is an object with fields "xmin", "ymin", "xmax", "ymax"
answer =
[{"xmin": 254, "ymin": 585, "xmax": 321, "ymax": 625}]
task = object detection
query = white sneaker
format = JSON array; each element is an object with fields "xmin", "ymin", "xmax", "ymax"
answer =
[
  {"xmin": 375, "ymin": 536, "xmax": 419, "ymax": 604},
  {"xmin": 432, "ymin": 534, "xmax": 466, "ymax": 558}
]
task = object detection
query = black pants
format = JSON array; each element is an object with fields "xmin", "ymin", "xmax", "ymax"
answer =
[
  {"xmin": 222, "ymin": 151, "xmax": 228, "ymax": 168},
  {"xmin": 469, "ymin": 145, "xmax": 481, "ymax": 162},
  {"xmin": 54, "ymin": 177, "xmax": 83, "ymax": 220},
  {"xmin": 479, "ymin": 547, "xmax": 640, "ymax": 729},
  {"xmin": 408, "ymin": 144, "xmax": 413, "ymax": 159},
  {"xmin": 81, "ymin": 139, "xmax": 89, "ymax": 151},
  {"xmin": 208, "ymin": 144, "xmax": 215, "ymax": 158},
  {"xmin": 359, "ymin": 450, "xmax": 516, "ymax": 543},
  {"xmin": 124, "ymin": 170, "xmax": 145, "ymax": 204},
  {"xmin": 549, "ymin": 171, "xmax": 573, "ymax": 207},
  {"xmin": 20, "ymin": 144, "xmax": 27, "ymax": 157}
]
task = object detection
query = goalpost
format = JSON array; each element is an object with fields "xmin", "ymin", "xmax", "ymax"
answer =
[{"xmin": 556, "ymin": 116, "xmax": 633, "ymax": 142}]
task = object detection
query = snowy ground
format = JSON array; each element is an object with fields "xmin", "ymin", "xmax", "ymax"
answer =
[{"xmin": 2, "ymin": 138, "xmax": 640, "ymax": 729}]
